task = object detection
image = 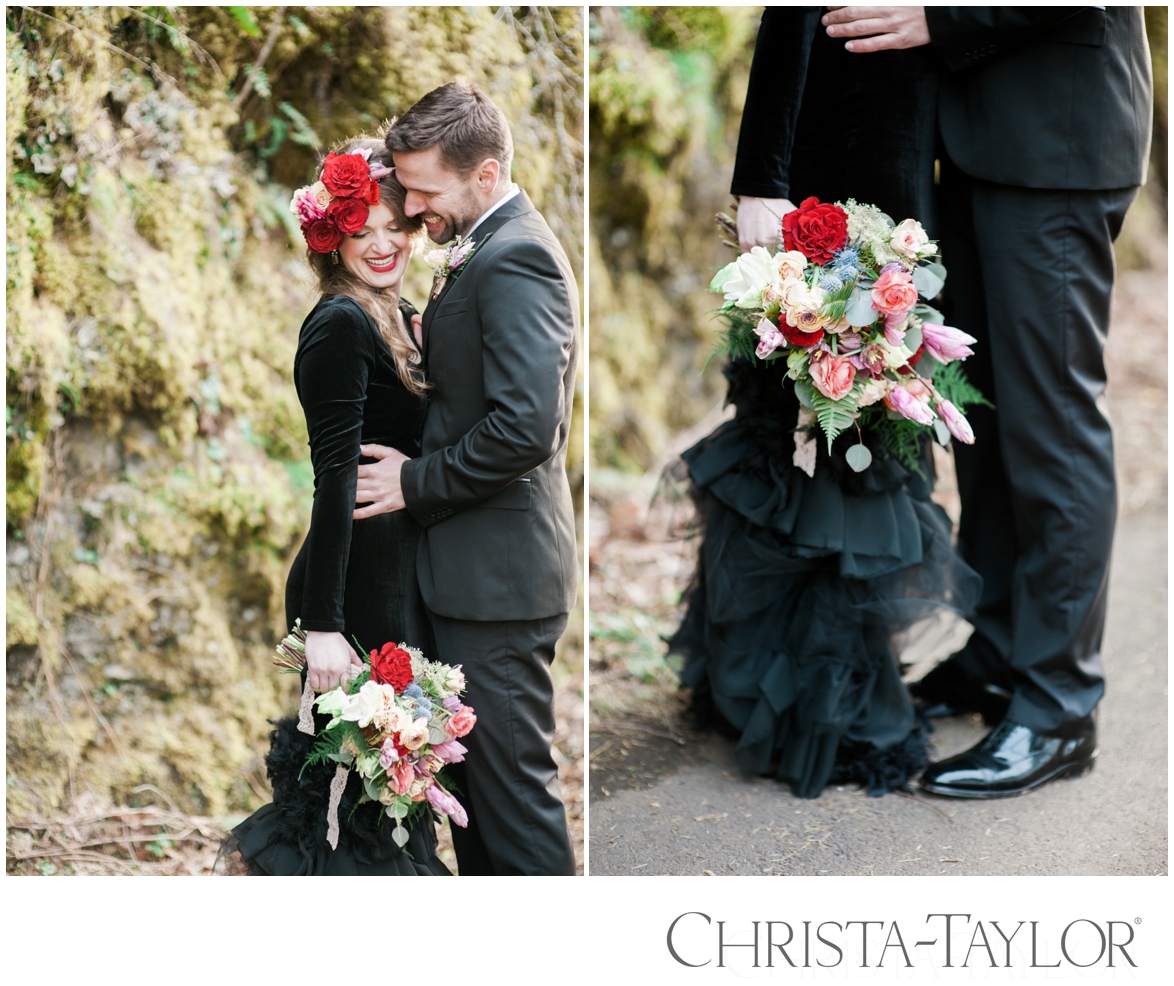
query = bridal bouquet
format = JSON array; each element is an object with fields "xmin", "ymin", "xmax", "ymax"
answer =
[
  {"xmin": 710, "ymin": 197, "xmax": 986, "ymax": 474},
  {"xmin": 274, "ymin": 621, "xmax": 475, "ymax": 849}
]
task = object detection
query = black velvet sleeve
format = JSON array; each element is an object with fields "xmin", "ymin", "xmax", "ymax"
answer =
[
  {"xmin": 730, "ymin": 7, "xmax": 823, "ymax": 199},
  {"xmin": 293, "ymin": 297, "xmax": 377, "ymax": 632}
]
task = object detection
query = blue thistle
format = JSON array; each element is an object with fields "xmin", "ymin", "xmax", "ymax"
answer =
[
  {"xmin": 818, "ymin": 272, "xmax": 844, "ymax": 293},
  {"xmin": 404, "ymin": 683, "xmax": 424, "ymax": 699},
  {"xmin": 831, "ymin": 244, "xmax": 863, "ymax": 280}
]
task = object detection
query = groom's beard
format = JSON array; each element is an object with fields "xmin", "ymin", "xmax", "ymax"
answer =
[{"xmin": 425, "ymin": 189, "xmax": 485, "ymax": 244}]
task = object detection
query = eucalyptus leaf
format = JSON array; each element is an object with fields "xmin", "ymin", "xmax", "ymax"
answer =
[
  {"xmin": 912, "ymin": 263, "xmax": 946, "ymax": 300},
  {"xmin": 391, "ymin": 823, "xmax": 410, "ymax": 847},
  {"xmin": 428, "ymin": 725, "xmax": 449, "ymax": 745},
  {"xmin": 387, "ymin": 799, "xmax": 409, "ymax": 820},
  {"xmin": 363, "ymin": 775, "xmax": 383, "ymax": 802},
  {"xmin": 792, "ymin": 377, "xmax": 816, "ymax": 409},
  {"xmin": 845, "ymin": 288, "xmax": 877, "ymax": 327},
  {"xmin": 845, "ymin": 443, "xmax": 873, "ymax": 472},
  {"xmin": 934, "ymin": 419, "xmax": 952, "ymax": 446},
  {"xmin": 914, "ymin": 303, "xmax": 945, "ymax": 324},
  {"xmin": 917, "ymin": 353, "xmax": 942, "ymax": 379},
  {"xmin": 903, "ymin": 324, "xmax": 922, "ymax": 355}
]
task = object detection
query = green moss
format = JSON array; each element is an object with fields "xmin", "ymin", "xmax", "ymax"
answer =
[{"xmin": 6, "ymin": 6, "xmax": 582, "ymax": 820}]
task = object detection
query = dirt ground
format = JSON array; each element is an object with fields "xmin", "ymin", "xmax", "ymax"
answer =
[{"xmin": 588, "ymin": 254, "xmax": 1167, "ymax": 875}]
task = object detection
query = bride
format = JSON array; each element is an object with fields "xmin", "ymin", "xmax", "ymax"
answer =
[
  {"xmin": 224, "ymin": 133, "xmax": 450, "ymax": 875},
  {"xmin": 668, "ymin": 8, "xmax": 980, "ymax": 799}
]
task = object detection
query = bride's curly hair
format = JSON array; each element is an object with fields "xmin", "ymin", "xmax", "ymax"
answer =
[{"xmin": 306, "ymin": 130, "xmax": 429, "ymax": 395}]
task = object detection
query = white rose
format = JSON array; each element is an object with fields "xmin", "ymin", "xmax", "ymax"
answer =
[
  {"xmin": 890, "ymin": 219, "xmax": 933, "ymax": 261},
  {"xmin": 779, "ymin": 277, "xmax": 813, "ymax": 312}
]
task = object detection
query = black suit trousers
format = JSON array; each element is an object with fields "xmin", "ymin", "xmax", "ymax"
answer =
[
  {"xmin": 938, "ymin": 154, "xmax": 1137, "ymax": 732},
  {"xmin": 428, "ymin": 610, "xmax": 575, "ymax": 875}
]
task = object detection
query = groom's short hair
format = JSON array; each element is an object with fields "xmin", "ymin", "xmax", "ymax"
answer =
[{"xmin": 386, "ymin": 80, "xmax": 514, "ymax": 179}]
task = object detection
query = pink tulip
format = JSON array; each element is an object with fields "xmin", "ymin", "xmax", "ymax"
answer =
[
  {"xmin": 755, "ymin": 328, "xmax": 785, "ymax": 359},
  {"xmin": 921, "ymin": 322, "xmax": 976, "ymax": 364},
  {"xmin": 809, "ymin": 353, "xmax": 856, "ymax": 401},
  {"xmin": 431, "ymin": 739, "xmax": 468, "ymax": 764},
  {"xmin": 426, "ymin": 784, "xmax": 468, "ymax": 827},
  {"xmin": 887, "ymin": 384, "xmax": 936, "ymax": 425},
  {"xmin": 937, "ymin": 400, "xmax": 975, "ymax": 443}
]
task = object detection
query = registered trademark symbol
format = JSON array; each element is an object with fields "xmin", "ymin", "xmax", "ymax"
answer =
[{"xmin": 1135, "ymin": 918, "xmax": 1142, "ymax": 925}]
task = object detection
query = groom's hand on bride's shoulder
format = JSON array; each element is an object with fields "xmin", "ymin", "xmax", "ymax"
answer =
[
  {"xmin": 354, "ymin": 444, "xmax": 409, "ymax": 518},
  {"xmin": 823, "ymin": 6, "xmax": 929, "ymax": 53},
  {"xmin": 737, "ymin": 196, "xmax": 797, "ymax": 253}
]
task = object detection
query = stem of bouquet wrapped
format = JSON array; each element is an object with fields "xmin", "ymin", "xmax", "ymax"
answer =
[{"xmin": 326, "ymin": 764, "xmax": 348, "ymax": 850}]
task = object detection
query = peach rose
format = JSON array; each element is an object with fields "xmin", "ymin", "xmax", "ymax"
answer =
[
  {"xmin": 809, "ymin": 353, "xmax": 856, "ymax": 402},
  {"xmin": 871, "ymin": 267, "xmax": 919, "ymax": 317},
  {"xmin": 775, "ymin": 250, "xmax": 808, "ymax": 281},
  {"xmin": 399, "ymin": 718, "xmax": 430, "ymax": 751}
]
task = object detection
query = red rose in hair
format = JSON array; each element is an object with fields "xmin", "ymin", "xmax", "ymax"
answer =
[
  {"xmin": 782, "ymin": 197, "xmax": 849, "ymax": 264},
  {"xmin": 363, "ymin": 181, "xmax": 381, "ymax": 206},
  {"xmin": 321, "ymin": 151, "xmax": 371, "ymax": 198},
  {"xmin": 304, "ymin": 218, "xmax": 342, "ymax": 253},
  {"xmin": 326, "ymin": 197, "xmax": 369, "ymax": 235},
  {"xmin": 778, "ymin": 315, "xmax": 824, "ymax": 348},
  {"xmin": 370, "ymin": 642, "xmax": 414, "ymax": 693}
]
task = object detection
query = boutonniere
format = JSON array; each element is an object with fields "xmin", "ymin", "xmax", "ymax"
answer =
[{"xmin": 423, "ymin": 232, "xmax": 493, "ymax": 299}]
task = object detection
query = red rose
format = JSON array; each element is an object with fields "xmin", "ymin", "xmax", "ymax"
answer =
[
  {"xmin": 370, "ymin": 642, "xmax": 414, "ymax": 693},
  {"xmin": 363, "ymin": 180, "xmax": 381, "ymax": 206},
  {"xmin": 320, "ymin": 151, "xmax": 371, "ymax": 198},
  {"xmin": 782, "ymin": 197, "xmax": 849, "ymax": 264},
  {"xmin": 326, "ymin": 197, "xmax": 369, "ymax": 235},
  {"xmin": 303, "ymin": 218, "xmax": 342, "ymax": 253},
  {"xmin": 778, "ymin": 314, "xmax": 824, "ymax": 348}
]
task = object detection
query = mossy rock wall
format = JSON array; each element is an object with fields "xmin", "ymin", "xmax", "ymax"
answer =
[{"xmin": 6, "ymin": 6, "xmax": 583, "ymax": 820}]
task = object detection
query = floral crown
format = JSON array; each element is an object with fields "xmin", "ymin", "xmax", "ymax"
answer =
[{"xmin": 289, "ymin": 148, "xmax": 393, "ymax": 254}]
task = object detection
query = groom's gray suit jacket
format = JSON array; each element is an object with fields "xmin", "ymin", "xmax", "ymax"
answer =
[{"xmin": 401, "ymin": 190, "xmax": 579, "ymax": 622}]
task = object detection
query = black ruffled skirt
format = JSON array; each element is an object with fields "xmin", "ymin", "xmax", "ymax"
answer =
[
  {"xmin": 668, "ymin": 360, "xmax": 980, "ymax": 798},
  {"xmin": 225, "ymin": 716, "xmax": 451, "ymax": 876}
]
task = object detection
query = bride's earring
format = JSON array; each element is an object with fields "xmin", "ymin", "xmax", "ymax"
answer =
[{"xmin": 331, "ymin": 250, "xmax": 339, "ymax": 265}]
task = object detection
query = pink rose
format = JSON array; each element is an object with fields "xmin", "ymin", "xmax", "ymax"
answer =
[
  {"xmin": 808, "ymin": 353, "xmax": 856, "ymax": 401},
  {"xmin": 920, "ymin": 322, "xmax": 977, "ymax": 364},
  {"xmin": 390, "ymin": 759, "xmax": 414, "ymax": 796},
  {"xmin": 448, "ymin": 705, "xmax": 477, "ymax": 738},
  {"xmin": 886, "ymin": 383, "xmax": 936, "ymax": 425},
  {"xmin": 937, "ymin": 400, "xmax": 975, "ymax": 443},
  {"xmin": 870, "ymin": 267, "xmax": 919, "ymax": 318}
]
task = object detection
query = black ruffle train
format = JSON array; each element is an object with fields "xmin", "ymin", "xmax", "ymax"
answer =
[{"xmin": 668, "ymin": 359, "xmax": 981, "ymax": 798}]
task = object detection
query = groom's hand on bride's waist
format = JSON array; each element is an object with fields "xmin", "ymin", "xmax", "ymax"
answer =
[
  {"xmin": 822, "ymin": 6, "xmax": 929, "ymax": 53},
  {"xmin": 354, "ymin": 444, "xmax": 408, "ymax": 518}
]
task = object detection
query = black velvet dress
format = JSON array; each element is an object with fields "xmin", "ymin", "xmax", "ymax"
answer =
[
  {"xmin": 231, "ymin": 294, "xmax": 450, "ymax": 875},
  {"xmin": 668, "ymin": 9, "xmax": 980, "ymax": 798}
]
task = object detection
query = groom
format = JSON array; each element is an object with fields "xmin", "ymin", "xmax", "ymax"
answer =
[
  {"xmin": 354, "ymin": 81, "xmax": 578, "ymax": 874},
  {"xmin": 823, "ymin": 6, "xmax": 1152, "ymax": 797}
]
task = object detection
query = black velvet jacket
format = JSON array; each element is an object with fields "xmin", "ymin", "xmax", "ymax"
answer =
[
  {"xmin": 293, "ymin": 294, "xmax": 424, "ymax": 632},
  {"xmin": 731, "ymin": 6, "xmax": 940, "ymax": 231}
]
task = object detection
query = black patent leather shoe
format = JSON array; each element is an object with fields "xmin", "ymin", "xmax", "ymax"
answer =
[{"xmin": 920, "ymin": 719, "xmax": 1097, "ymax": 799}]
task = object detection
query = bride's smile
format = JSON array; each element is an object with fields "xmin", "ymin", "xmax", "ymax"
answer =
[{"xmin": 340, "ymin": 200, "xmax": 412, "ymax": 291}]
